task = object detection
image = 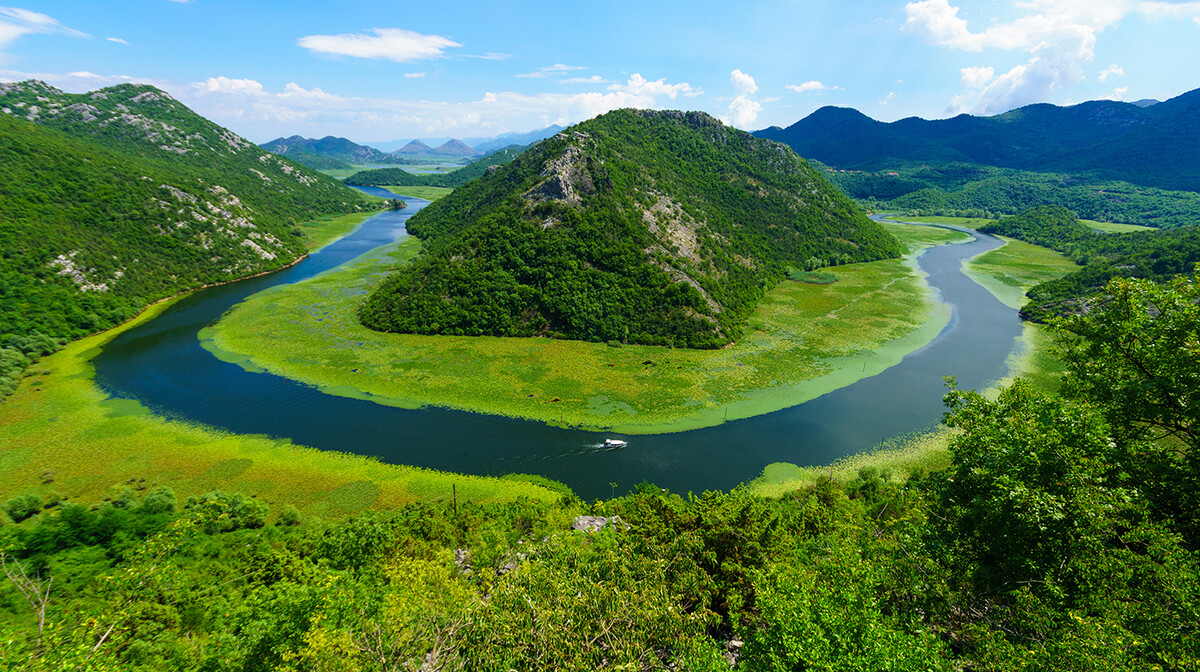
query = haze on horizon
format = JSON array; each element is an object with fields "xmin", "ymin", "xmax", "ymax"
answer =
[{"xmin": 2, "ymin": 0, "xmax": 1197, "ymax": 143}]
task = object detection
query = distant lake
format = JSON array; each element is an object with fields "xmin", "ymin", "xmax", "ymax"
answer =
[{"xmin": 93, "ymin": 191, "xmax": 1021, "ymax": 500}]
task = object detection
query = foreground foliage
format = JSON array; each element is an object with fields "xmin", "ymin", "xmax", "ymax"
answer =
[
  {"xmin": 976, "ymin": 205, "xmax": 1200, "ymax": 320},
  {"xmin": 4, "ymin": 274, "xmax": 1199, "ymax": 670}
]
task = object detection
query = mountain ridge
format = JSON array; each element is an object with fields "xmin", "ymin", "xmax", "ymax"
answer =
[{"xmin": 359, "ymin": 109, "xmax": 900, "ymax": 348}]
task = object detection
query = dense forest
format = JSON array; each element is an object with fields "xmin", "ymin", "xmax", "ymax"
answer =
[
  {"xmin": 3, "ymin": 276, "xmax": 1198, "ymax": 669},
  {"xmin": 820, "ymin": 163, "xmax": 1200, "ymax": 228},
  {"xmin": 977, "ymin": 205, "xmax": 1200, "ymax": 320},
  {"xmin": 0, "ymin": 81, "xmax": 372, "ymax": 395},
  {"xmin": 359, "ymin": 110, "xmax": 901, "ymax": 348},
  {"xmin": 344, "ymin": 145, "xmax": 527, "ymax": 189}
]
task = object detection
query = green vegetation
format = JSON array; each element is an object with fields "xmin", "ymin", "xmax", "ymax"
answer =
[
  {"xmin": 296, "ymin": 211, "xmax": 379, "ymax": 252},
  {"xmin": 346, "ymin": 145, "xmax": 526, "ymax": 189},
  {"xmin": 760, "ymin": 90, "xmax": 1200, "ymax": 193},
  {"xmin": 381, "ymin": 185, "xmax": 454, "ymax": 201},
  {"xmin": 361, "ymin": 110, "xmax": 901, "ymax": 349},
  {"xmin": 259, "ymin": 135, "xmax": 419, "ymax": 169},
  {"xmin": 0, "ymin": 81, "xmax": 373, "ymax": 396},
  {"xmin": 0, "ymin": 297, "xmax": 556, "ymax": 521},
  {"xmin": 204, "ymin": 221, "xmax": 961, "ymax": 433},
  {"xmin": 6, "ymin": 276, "xmax": 1199, "ymax": 669},
  {"xmin": 833, "ymin": 163, "xmax": 1200, "ymax": 228},
  {"xmin": 978, "ymin": 205, "xmax": 1200, "ymax": 320}
]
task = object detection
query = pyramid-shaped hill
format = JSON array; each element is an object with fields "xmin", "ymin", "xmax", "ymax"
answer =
[
  {"xmin": 359, "ymin": 109, "xmax": 902, "ymax": 349},
  {"xmin": 433, "ymin": 139, "xmax": 481, "ymax": 157},
  {"xmin": 396, "ymin": 139, "xmax": 433, "ymax": 155}
]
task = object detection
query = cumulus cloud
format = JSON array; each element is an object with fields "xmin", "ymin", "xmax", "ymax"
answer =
[
  {"xmin": 168, "ymin": 72, "xmax": 702, "ymax": 141},
  {"xmin": 297, "ymin": 28, "xmax": 461, "ymax": 62},
  {"xmin": 959, "ymin": 66, "xmax": 994, "ymax": 89},
  {"xmin": 1098, "ymin": 63, "xmax": 1124, "ymax": 82},
  {"xmin": 0, "ymin": 6, "xmax": 88, "ymax": 53},
  {"xmin": 721, "ymin": 70, "xmax": 761, "ymax": 129},
  {"xmin": 1109, "ymin": 85, "xmax": 1129, "ymax": 99},
  {"xmin": 730, "ymin": 69, "xmax": 758, "ymax": 96},
  {"xmin": 516, "ymin": 63, "xmax": 586, "ymax": 79},
  {"xmin": 786, "ymin": 80, "xmax": 841, "ymax": 93},
  {"xmin": 903, "ymin": 0, "xmax": 1196, "ymax": 115}
]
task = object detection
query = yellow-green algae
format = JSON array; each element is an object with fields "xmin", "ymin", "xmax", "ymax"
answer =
[
  {"xmin": 203, "ymin": 222, "xmax": 970, "ymax": 434},
  {"xmin": 751, "ymin": 227, "xmax": 1082, "ymax": 495},
  {"xmin": 0, "ymin": 283, "xmax": 555, "ymax": 516}
]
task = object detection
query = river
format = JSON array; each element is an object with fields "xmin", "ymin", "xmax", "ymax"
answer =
[{"xmin": 93, "ymin": 191, "xmax": 1022, "ymax": 500}]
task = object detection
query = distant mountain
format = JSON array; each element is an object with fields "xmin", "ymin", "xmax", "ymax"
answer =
[
  {"xmin": 0, "ymin": 80, "xmax": 371, "ymax": 393},
  {"xmin": 756, "ymin": 88, "xmax": 1200, "ymax": 192},
  {"xmin": 368, "ymin": 125, "xmax": 564, "ymax": 155},
  {"xmin": 260, "ymin": 135, "xmax": 408, "ymax": 168},
  {"xmin": 346, "ymin": 144, "xmax": 528, "ymax": 190},
  {"xmin": 432, "ymin": 139, "xmax": 480, "ymax": 157},
  {"xmin": 396, "ymin": 139, "xmax": 435, "ymax": 155},
  {"xmin": 470, "ymin": 124, "xmax": 564, "ymax": 154},
  {"xmin": 358, "ymin": 110, "xmax": 899, "ymax": 348}
]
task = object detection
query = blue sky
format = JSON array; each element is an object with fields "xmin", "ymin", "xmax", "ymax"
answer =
[{"xmin": 2, "ymin": 0, "xmax": 1197, "ymax": 144}]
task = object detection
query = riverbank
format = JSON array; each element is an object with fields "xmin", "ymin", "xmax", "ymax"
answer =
[
  {"xmin": 202, "ymin": 222, "xmax": 969, "ymax": 434},
  {"xmin": 0, "ymin": 294, "xmax": 558, "ymax": 518}
]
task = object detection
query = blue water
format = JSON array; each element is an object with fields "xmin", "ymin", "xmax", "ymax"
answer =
[{"xmin": 93, "ymin": 193, "xmax": 1021, "ymax": 499}]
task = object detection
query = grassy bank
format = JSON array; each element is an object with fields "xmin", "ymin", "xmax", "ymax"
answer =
[
  {"xmin": 298, "ymin": 210, "xmax": 380, "ymax": 251},
  {"xmin": 204, "ymin": 222, "xmax": 969, "ymax": 434},
  {"xmin": 887, "ymin": 214, "xmax": 1157, "ymax": 234},
  {"xmin": 0, "ymin": 296, "xmax": 557, "ymax": 517},
  {"xmin": 381, "ymin": 185, "xmax": 454, "ymax": 201}
]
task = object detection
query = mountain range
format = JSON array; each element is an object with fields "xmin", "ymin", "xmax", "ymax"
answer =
[{"xmin": 756, "ymin": 88, "xmax": 1200, "ymax": 193}]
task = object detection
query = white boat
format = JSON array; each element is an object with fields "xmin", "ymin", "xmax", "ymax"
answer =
[{"xmin": 603, "ymin": 439, "xmax": 628, "ymax": 449}]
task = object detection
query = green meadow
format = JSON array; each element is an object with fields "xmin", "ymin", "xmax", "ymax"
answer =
[
  {"xmin": 0, "ymin": 211, "xmax": 558, "ymax": 514},
  {"xmin": 888, "ymin": 214, "xmax": 1158, "ymax": 235},
  {"xmin": 204, "ymin": 222, "xmax": 969, "ymax": 434},
  {"xmin": 382, "ymin": 185, "xmax": 455, "ymax": 201}
]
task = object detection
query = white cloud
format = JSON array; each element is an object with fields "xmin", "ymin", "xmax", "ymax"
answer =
[
  {"xmin": 0, "ymin": 6, "xmax": 88, "ymax": 53},
  {"xmin": 908, "ymin": 0, "xmax": 1200, "ymax": 115},
  {"xmin": 403, "ymin": 71, "xmax": 427, "ymax": 78},
  {"xmin": 786, "ymin": 80, "xmax": 841, "ymax": 93},
  {"xmin": 516, "ymin": 63, "xmax": 586, "ymax": 79},
  {"xmin": 169, "ymin": 72, "xmax": 702, "ymax": 141},
  {"xmin": 106, "ymin": 36, "xmax": 128, "ymax": 45},
  {"xmin": 297, "ymin": 28, "xmax": 461, "ymax": 62},
  {"xmin": 730, "ymin": 69, "xmax": 758, "ymax": 96},
  {"xmin": 879, "ymin": 91, "xmax": 897, "ymax": 105},
  {"xmin": 959, "ymin": 66, "xmax": 994, "ymax": 89},
  {"xmin": 0, "ymin": 68, "xmax": 160, "ymax": 92},
  {"xmin": 721, "ymin": 70, "xmax": 761, "ymax": 128},
  {"xmin": 1098, "ymin": 63, "xmax": 1124, "ymax": 82},
  {"xmin": 560, "ymin": 75, "xmax": 610, "ymax": 85}
]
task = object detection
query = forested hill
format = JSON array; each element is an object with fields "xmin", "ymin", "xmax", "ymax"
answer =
[
  {"xmin": 0, "ymin": 80, "xmax": 372, "ymax": 394},
  {"xmin": 260, "ymin": 135, "xmax": 415, "ymax": 170},
  {"xmin": 979, "ymin": 205, "xmax": 1200, "ymax": 320},
  {"xmin": 359, "ymin": 109, "xmax": 900, "ymax": 348},
  {"xmin": 756, "ymin": 88, "xmax": 1200, "ymax": 192}
]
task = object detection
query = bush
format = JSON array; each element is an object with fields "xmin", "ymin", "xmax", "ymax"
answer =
[{"xmin": 4, "ymin": 493, "xmax": 43, "ymax": 522}]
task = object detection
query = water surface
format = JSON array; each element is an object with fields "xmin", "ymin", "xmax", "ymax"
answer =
[{"xmin": 94, "ymin": 195, "xmax": 1020, "ymax": 500}]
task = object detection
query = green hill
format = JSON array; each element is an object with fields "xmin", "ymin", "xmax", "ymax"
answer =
[
  {"xmin": 977, "ymin": 205, "xmax": 1200, "ymax": 320},
  {"xmin": 0, "ymin": 80, "xmax": 372, "ymax": 394},
  {"xmin": 259, "ymin": 134, "xmax": 414, "ymax": 169},
  {"xmin": 359, "ymin": 109, "xmax": 900, "ymax": 348}
]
